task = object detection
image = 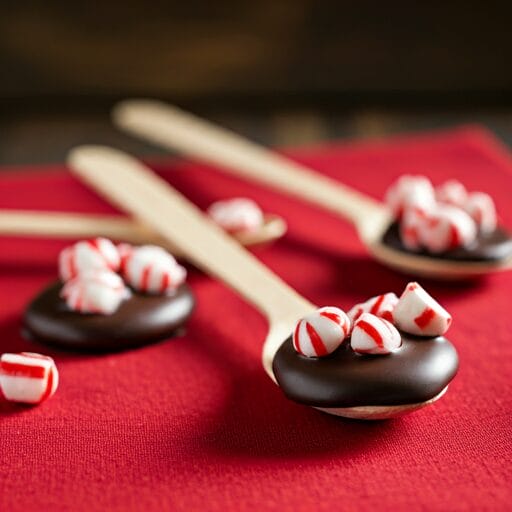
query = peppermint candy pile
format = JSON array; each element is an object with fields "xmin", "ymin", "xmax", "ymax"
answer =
[
  {"xmin": 292, "ymin": 282, "xmax": 451, "ymax": 357},
  {"xmin": 0, "ymin": 352, "xmax": 58, "ymax": 405},
  {"xmin": 385, "ymin": 175, "xmax": 498, "ymax": 253},
  {"xmin": 207, "ymin": 198, "xmax": 264, "ymax": 233},
  {"xmin": 58, "ymin": 238, "xmax": 187, "ymax": 315}
]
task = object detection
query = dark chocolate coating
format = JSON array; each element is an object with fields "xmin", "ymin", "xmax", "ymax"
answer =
[
  {"xmin": 382, "ymin": 221, "xmax": 512, "ymax": 262},
  {"xmin": 273, "ymin": 334, "xmax": 458, "ymax": 407},
  {"xmin": 23, "ymin": 281, "xmax": 195, "ymax": 352}
]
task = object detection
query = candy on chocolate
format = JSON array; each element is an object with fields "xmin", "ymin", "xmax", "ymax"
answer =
[
  {"xmin": 464, "ymin": 192, "xmax": 497, "ymax": 234},
  {"xmin": 347, "ymin": 292, "xmax": 398, "ymax": 325},
  {"xmin": 419, "ymin": 204, "xmax": 477, "ymax": 253},
  {"xmin": 274, "ymin": 285, "xmax": 457, "ymax": 408},
  {"xmin": 60, "ymin": 269, "xmax": 130, "ymax": 315},
  {"xmin": 393, "ymin": 282, "xmax": 452, "ymax": 337},
  {"xmin": 385, "ymin": 175, "xmax": 436, "ymax": 218},
  {"xmin": 0, "ymin": 352, "xmax": 58, "ymax": 404},
  {"xmin": 350, "ymin": 313, "xmax": 402, "ymax": 355},
  {"xmin": 59, "ymin": 237, "xmax": 121, "ymax": 281},
  {"xmin": 25, "ymin": 238, "xmax": 194, "ymax": 350},
  {"xmin": 120, "ymin": 244, "xmax": 187, "ymax": 295},
  {"xmin": 25, "ymin": 281, "xmax": 195, "ymax": 351},
  {"xmin": 399, "ymin": 207, "xmax": 429, "ymax": 251},
  {"xmin": 207, "ymin": 198, "xmax": 264, "ymax": 233},
  {"xmin": 385, "ymin": 175, "xmax": 504, "ymax": 256},
  {"xmin": 293, "ymin": 306, "xmax": 350, "ymax": 357},
  {"xmin": 273, "ymin": 331, "xmax": 458, "ymax": 408},
  {"xmin": 435, "ymin": 180, "xmax": 468, "ymax": 207}
]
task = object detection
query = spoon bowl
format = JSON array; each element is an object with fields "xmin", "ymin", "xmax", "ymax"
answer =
[
  {"xmin": 113, "ymin": 99, "xmax": 512, "ymax": 279},
  {"xmin": 68, "ymin": 145, "xmax": 454, "ymax": 419}
]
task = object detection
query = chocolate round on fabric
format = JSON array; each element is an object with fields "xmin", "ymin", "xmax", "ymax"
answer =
[
  {"xmin": 382, "ymin": 221, "xmax": 512, "ymax": 262},
  {"xmin": 272, "ymin": 334, "xmax": 458, "ymax": 407},
  {"xmin": 23, "ymin": 281, "xmax": 195, "ymax": 352}
]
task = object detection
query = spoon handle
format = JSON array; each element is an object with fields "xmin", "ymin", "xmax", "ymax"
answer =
[
  {"xmin": 68, "ymin": 146, "xmax": 313, "ymax": 321},
  {"xmin": 0, "ymin": 210, "xmax": 155, "ymax": 244},
  {"xmin": 113, "ymin": 100, "xmax": 384, "ymax": 226}
]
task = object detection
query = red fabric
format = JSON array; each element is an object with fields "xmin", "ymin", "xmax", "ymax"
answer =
[{"xmin": 1, "ymin": 126, "xmax": 511, "ymax": 512}]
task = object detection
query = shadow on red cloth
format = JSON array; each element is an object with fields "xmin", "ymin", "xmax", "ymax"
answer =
[
  {"xmin": 280, "ymin": 233, "xmax": 490, "ymax": 301},
  {"xmin": 168, "ymin": 313, "xmax": 403, "ymax": 460}
]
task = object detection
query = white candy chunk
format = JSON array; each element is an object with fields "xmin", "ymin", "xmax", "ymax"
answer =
[
  {"xmin": 385, "ymin": 175, "xmax": 436, "ymax": 218},
  {"xmin": 347, "ymin": 292, "xmax": 398, "ymax": 326},
  {"xmin": 420, "ymin": 204, "xmax": 477, "ymax": 253},
  {"xmin": 463, "ymin": 192, "xmax": 497, "ymax": 234},
  {"xmin": 61, "ymin": 269, "xmax": 130, "ymax": 315},
  {"xmin": 350, "ymin": 313, "xmax": 401, "ymax": 355},
  {"xmin": 207, "ymin": 198, "xmax": 264, "ymax": 232},
  {"xmin": 0, "ymin": 352, "xmax": 59, "ymax": 404},
  {"xmin": 120, "ymin": 245, "xmax": 187, "ymax": 295},
  {"xmin": 393, "ymin": 282, "xmax": 452, "ymax": 336},
  {"xmin": 59, "ymin": 238, "xmax": 121, "ymax": 281},
  {"xmin": 293, "ymin": 306, "xmax": 350, "ymax": 357},
  {"xmin": 400, "ymin": 207, "xmax": 430, "ymax": 251},
  {"xmin": 435, "ymin": 180, "xmax": 468, "ymax": 207}
]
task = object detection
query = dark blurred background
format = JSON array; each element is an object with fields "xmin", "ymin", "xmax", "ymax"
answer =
[{"xmin": 1, "ymin": 1, "xmax": 512, "ymax": 165}]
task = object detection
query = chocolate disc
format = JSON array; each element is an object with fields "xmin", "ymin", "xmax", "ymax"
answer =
[
  {"xmin": 272, "ymin": 334, "xmax": 458, "ymax": 407},
  {"xmin": 23, "ymin": 281, "xmax": 195, "ymax": 352},
  {"xmin": 382, "ymin": 221, "xmax": 512, "ymax": 261}
]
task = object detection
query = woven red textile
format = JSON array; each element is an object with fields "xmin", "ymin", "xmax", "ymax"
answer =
[{"xmin": 0, "ymin": 127, "xmax": 511, "ymax": 512}]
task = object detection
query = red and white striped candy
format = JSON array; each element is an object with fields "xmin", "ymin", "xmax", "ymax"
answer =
[
  {"xmin": 400, "ymin": 206, "xmax": 430, "ymax": 251},
  {"xmin": 347, "ymin": 292, "xmax": 398, "ymax": 326},
  {"xmin": 0, "ymin": 352, "xmax": 58, "ymax": 404},
  {"xmin": 59, "ymin": 238, "xmax": 121, "ymax": 281},
  {"xmin": 350, "ymin": 313, "xmax": 402, "ymax": 355},
  {"xmin": 463, "ymin": 192, "xmax": 497, "ymax": 234},
  {"xmin": 435, "ymin": 180, "xmax": 468, "ymax": 207},
  {"xmin": 207, "ymin": 198, "xmax": 264, "ymax": 233},
  {"xmin": 293, "ymin": 307, "xmax": 350, "ymax": 357},
  {"xmin": 120, "ymin": 245, "xmax": 186, "ymax": 295},
  {"xmin": 420, "ymin": 204, "xmax": 477, "ymax": 253},
  {"xmin": 385, "ymin": 175, "xmax": 435, "ymax": 219},
  {"xmin": 393, "ymin": 282, "xmax": 452, "ymax": 336},
  {"xmin": 61, "ymin": 269, "xmax": 130, "ymax": 315}
]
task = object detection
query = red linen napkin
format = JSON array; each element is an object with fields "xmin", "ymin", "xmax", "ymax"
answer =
[{"xmin": 0, "ymin": 126, "xmax": 510, "ymax": 512}]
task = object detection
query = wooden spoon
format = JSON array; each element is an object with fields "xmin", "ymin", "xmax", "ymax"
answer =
[
  {"xmin": 112, "ymin": 99, "xmax": 512, "ymax": 279},
  {"xmin": 0, "ymin": 210, "xmax": 286, "ymax": 254},
  {"xmin": 67, "ymin": 145, "xmax": 449, "ymax": 420}
]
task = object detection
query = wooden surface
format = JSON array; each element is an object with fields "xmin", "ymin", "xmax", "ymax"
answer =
[{"xmin": 1, "ymin": 1, "xmax": 511, "ymax": 99}]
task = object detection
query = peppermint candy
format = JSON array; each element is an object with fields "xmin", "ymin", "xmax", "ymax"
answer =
[
  {"xmin": 120, "ymin": 245, "xmax": 187, "ymax": 295},
  {"xmin": 435, "ymin": 180, "xmax": 468, "ymax": 207},
  {"xmin": 347, "ymin": 292, "xmax": 398, "ymax": 325},
  {"xmin": 420, "ymin": 204, "xmax": 477, "ymax": 253},
  {"xmin": 292, "ymin": 307, "xmax": 350, "ymax": 357},
  {"xmin": 59, "ymin": 238, "xmax": 120, "ymax": 281},
  {"xmin": 56, "ymin": 239, "xmax": 188, "ymax": 315},
  {"xmin": 464, "ymin": 192, "xmax": 497, "ymax": 234},
  {"xmin": 385, "ymin": 175, "xmax": 436, "ymax": 218},
  {"xmin": 207, "ymin": 198, "xmax": 264, "ymax": 233},
  {"xmin": 350, "ymin": 313, "xmax": 402, "ymax": 355},
  {"xmin": 393, "ymin": 282, "xmax": 452, "ymax": 337},
  {"xmin": 0, "ymin": 352, "xmax": 59, "ymax": 405},
  {"xmin": 400, "ymin": 206, "xmax": 430, "ymax": 251},
  {"xmin": 61, "ymin": 269, "xmax": 130, "ymax": 315}
]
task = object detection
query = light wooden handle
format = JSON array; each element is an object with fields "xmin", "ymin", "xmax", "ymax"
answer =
[
  {"xmin": 67, "ymin": 145, "xmax": 312, "ymax": 320},
  {"xmin": 113, "ymin": 100, "xmax": 384, "ymax": 226},
  {"xmin": 0, "ymin": 210, "xmax": 160, "ymax": 244}
]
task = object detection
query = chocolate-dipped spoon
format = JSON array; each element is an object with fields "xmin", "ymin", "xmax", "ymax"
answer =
[
  {"xmin": 112, "ymin": 99, "xmax": 512, "ymax": 279},
  {"xmin": 0, "ymin": 209, "xmax": 286, "ymax": 252},
  {"xmin": 67, "ymin": 145, "xmax": 457, "ymax": 419}
]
